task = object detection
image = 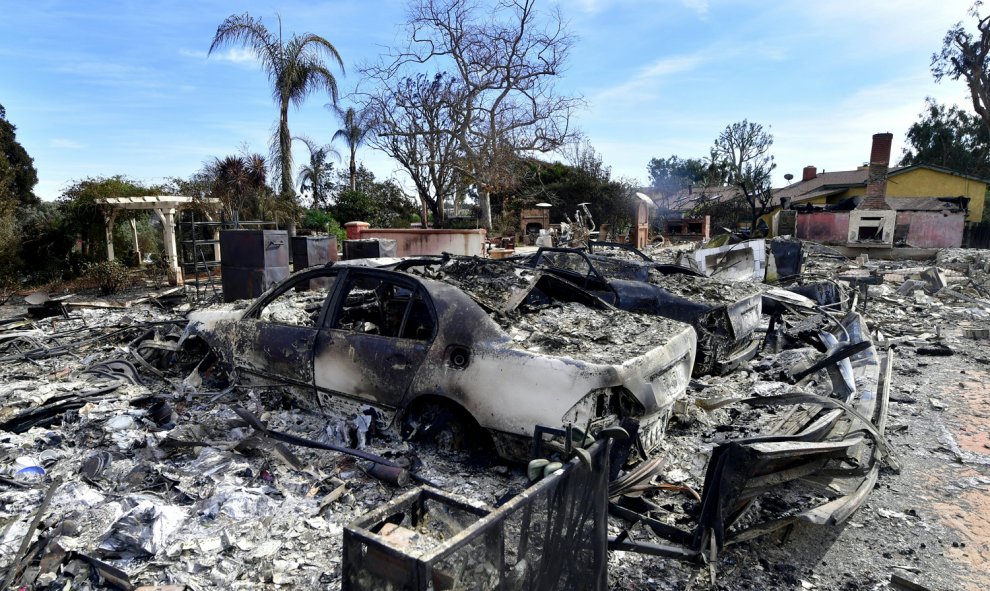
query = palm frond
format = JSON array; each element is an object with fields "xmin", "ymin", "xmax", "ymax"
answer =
[{"xmin": 209, "ymin": 13, "xmax": 279, "ymax": 76}]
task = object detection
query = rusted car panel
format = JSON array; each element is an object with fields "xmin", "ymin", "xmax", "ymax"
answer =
[
  {"xmin": 185, "ymin": 263, "xmax": 696, "ymax": 461},
  {"xmin": 518, "ymin": 247, "xmax": 762, "ymax": 376}
]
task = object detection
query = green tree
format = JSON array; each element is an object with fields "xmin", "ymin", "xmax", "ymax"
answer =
[
  {"xmin": 60, "ymin": 176, "xmax": 163, "ymax": 260},
  {"xmin": 209, "ymin": 13, "xmax": 344, "ymax": 212},
  {"xmin": 647, "ymin": 155, "xmax": 711, "ymax": 210},
  {"xmin": 502, "ymin": 142, "xmax": 633, "ymax": 234},
  {"xmin": 901, "ymin": 98, "xmax": 990, "ymax": 178},
  {"xmin": 301, "ymin": 207, "xmax": 345, "ymax": 242},
  {"xmin": 331, "ymin": 105, "xmax": 372, "ymax": 192},
  {"xmin": 206, "ymin": 152, "xmax": 271, "ymax": 223},
  {"xmin": 295, "ymin": 136, "xmax": 338, "ymax": 208},
  {"xmin": 14, "ymin": 201, "xmax": 77, "ymax": 281},
  {"xmin": 0, "ymin": 198, "xmax": 20, "ymax": 290},
  {"xmin": 0, "ymin": 103, "xmax": 39, "ymax": 205},
  {"xmin": 710, "ymin": 119, "xmax": 776, "ymax": 231},
  {"xmin": 329, "ymin": 165, "xmax": 417, "ymax": 228},
  {"xmin": 933, "ymin": 2, "xmax": 990, "ymax": 136}
]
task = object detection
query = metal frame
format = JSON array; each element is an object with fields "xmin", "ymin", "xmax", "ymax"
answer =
[{"xmin": 343, "ymin": 441, "xmax": 611, "ymax": 591}]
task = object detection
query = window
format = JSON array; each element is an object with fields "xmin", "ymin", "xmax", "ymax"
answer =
[
  {"xmin": 255, "ymin": 275, "xmax": 336, "ymax": 327},
  {"xmin": 331, "ymin": 276, "xmax": 435, "ymax": 341},
  {"xmin": 541, "ymin": 251, "xmax": 592, "ymax": 277}
]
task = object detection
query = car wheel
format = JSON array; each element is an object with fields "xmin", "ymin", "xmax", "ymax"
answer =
[{"xmin": 403, "ymin": 402, "xmax": 470, "ymax": 452}]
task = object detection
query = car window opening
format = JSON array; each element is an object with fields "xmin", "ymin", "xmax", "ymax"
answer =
[
  {"xmin": 257, "ymin": 283, "xmax": 334, "ymax": 326},
  {"xmin": 333, "ymin": 278, "xmax": 435, "ymax": 340}
]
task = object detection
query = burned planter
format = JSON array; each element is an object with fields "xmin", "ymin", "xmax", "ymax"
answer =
[
  {"xmin": 291, "ymin": 235, "xmax": 338, "ymax": 269},
  {"xmin": 219, "ymin": 230, "xmax": 289, "ymax": 302}
]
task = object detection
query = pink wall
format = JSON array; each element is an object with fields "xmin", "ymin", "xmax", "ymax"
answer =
[
  {"xmin": 796, "ymin": 212, "xmax": 849, "ymax": 244},
  {"xmin": 899, "ymin": 211, "xmax": 964, "ymax": 248},
  {"xmin": 359, "ymin": 228, "xmax": 487, "ymax": 257},
  {"xmin": 794, "ymin": 210, "xmax": 964, "ymax": 248}
]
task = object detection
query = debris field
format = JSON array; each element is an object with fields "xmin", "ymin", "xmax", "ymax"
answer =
[{"xmin": 2, "ymin": 242, "xmax": 990, "ymax": 590}]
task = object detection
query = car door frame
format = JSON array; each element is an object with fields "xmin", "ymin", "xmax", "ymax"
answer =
[
  {"xmin": 231, "ymin": 266, "xmax": 342, "ymax": 394},
  {"xmin": 529, "ymin": 247, "xmax": 619, "ymax": 303},
  {"xmin": 312, "ymin": 267, "xmax": 439, "ymax": 412}
]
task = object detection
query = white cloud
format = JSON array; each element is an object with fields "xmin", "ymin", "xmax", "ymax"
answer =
[
  {"xmin": 594, "ymin": 52, "xmax": 707, "ymax": 102},
  {"xmin": 570, "ymin": 0, "xmax": 709, "ymax": 17},
  {"xmin": 573, "ymin": 0, "xmax": 604, "ymax": 14},
  {"xmin": 680, "ymin": 0, "xmax": 710, "ymax": 17},
  {"xmin": 769, "ymin": 74, "xmax": 972, "ymax": 183},
  {"xmin": 178, "ymin": 48, "xmax": 207, "ymax": 59},
  {"xmin": 50, "ymin": 138, "xmax": 85, "ymax": 149},
  {"xmin": 54, "ymin": 60, "xmax": 147, "ymax": 84},
  {"xmin": 181, "ymin": 47, "xmax": 257, "ymax": 65}
]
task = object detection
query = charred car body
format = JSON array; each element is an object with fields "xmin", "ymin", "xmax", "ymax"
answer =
[
  {"xmin": 515, "ymin": 245, "xmax": 763, "ymax": 376},
  {"xmin": 609, "ymin": 306, "xmax": 893, "ymax": 564},
  {"xmin": 184, "ymin": 261, "xmax": 696, "ymax": 461}
]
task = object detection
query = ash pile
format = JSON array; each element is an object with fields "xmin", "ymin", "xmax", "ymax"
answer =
[{"xmin": 1, "ymin": 241, "xmax": 988, "ymax": 590}]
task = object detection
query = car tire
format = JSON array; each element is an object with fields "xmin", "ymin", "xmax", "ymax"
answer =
[{"xmin": 403, "ymin": 402, "xmax": 470, "ymax": 452}]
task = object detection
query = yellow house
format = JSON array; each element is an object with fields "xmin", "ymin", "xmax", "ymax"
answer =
[{"xmin": 775, "ymin": 164, "xmax": 987, "ymax": 223}]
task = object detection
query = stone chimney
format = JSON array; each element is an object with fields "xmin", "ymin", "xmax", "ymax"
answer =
[
  {"xmin": 858, "ymin": 133, "xmax": 893, "ymax": 210},
  {"xmin": 802, "ymin": 166, "xmax": 817, "ymax": 182}
]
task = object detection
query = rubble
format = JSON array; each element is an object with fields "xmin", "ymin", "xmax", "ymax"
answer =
[
  {"xmin": 516, "ymin": 247, "xmax": 764, "ymax": 376},
  {"xmin": 2, "ymin": 244, "xmax": 990, "ymax": 589}
]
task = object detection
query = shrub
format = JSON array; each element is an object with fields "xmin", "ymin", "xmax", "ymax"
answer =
[
  {"xmin": 302, "ymin": 208, "xmax": 346, "ymax": 243},
  {"xmin": 86, "ymin": 260, "xmax": 128, "ymax": 295},
  {"xmin": 0, "ymin": 200, "xmax": 21, "ymax": 288}
]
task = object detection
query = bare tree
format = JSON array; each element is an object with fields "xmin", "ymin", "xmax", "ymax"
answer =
[
  {"xmin": 710, "ymin": 120, "xmax": 776, "ymax": 231},
  {"xmin": 374, "ymin": 0, "xmax": 582, "ymax": 230},
  {"xmin": 366, "ymin": 72, "xmax": 463, "ymax": 226},
  {"xmin": 933, "ymin": 2, "xmax": 990, "ymax": 136}
]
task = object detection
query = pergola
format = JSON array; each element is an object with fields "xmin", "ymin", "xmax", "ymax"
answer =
[{"xmin": 96, "ymin": 196, "xmax": 221, "ymax": 285}]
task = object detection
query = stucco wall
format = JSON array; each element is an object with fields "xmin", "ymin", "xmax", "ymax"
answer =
[
  {"xmin": 796, "ymin": 210, "xmax": 964, "ymax": 248},
  {"xmin": 887, "ymin": 168, "xmax": 986, "ymax": 222},
  {"xmin": 898, "ymin": 211, "xmax": 965, "ymax": 248},
  {"xmin": 796, "ymin": 211, "xmax": 849, "ymax": 244},
  {"xmin": 797, "ymin": 168, "xmax": 987, "ymax": 223},
  {"xmin": 359, "ymin": 228, "xmax": 487, "ymax": 257}
]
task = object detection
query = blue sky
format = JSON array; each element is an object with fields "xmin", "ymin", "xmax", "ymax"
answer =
[{"xmin": 0, "ymin": 0, "xmax": 976, "ymax": 201}]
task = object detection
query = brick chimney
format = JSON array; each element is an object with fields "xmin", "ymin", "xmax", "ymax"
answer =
[
  {"xmin": 802, "ymin": 166, "xmax": 817, "ymax": 182},
  {"xmin": 858, "ymin": 133, "xmax": 893, "ymax": 210}
]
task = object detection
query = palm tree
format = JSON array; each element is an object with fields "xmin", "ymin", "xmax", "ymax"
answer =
[
  {"xmin": 330, "ymin": 105, "xmax": 372, "ymax": 192},
  {"xmin": 209, "ymin": 152, "xmax": 269, "ymax": 223},
  {"xmin": 295, "ymin": 136, "xmax": 339, "ymax": 209},
  {"xmin": 209, "ymin": 13, "xmax": 344, "ymax": 206}
]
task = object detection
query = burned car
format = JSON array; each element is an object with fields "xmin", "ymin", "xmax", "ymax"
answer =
[
  {"xmin": 185, "ymin": 262, "xmax": 696, "ymax": 461},
  {"xmin": 516, "ymin": 246, "xmax": 763, "ymax": 376},
  {"xmin": 608, "ymin": 307, "xmax": 893, "ymax": 565}
]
